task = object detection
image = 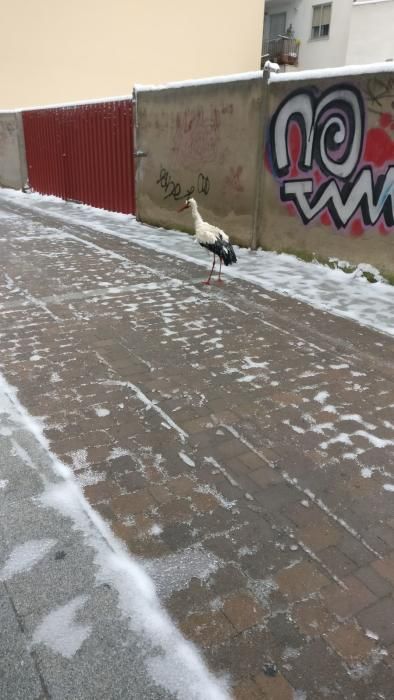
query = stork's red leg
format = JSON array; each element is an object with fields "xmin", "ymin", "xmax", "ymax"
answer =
[
  {"xmin": 203, "ymin": 254, "xmax": 216, "ymax": 285},
  {"xmin": 217, "ymin": 257, "xmax": 223, "ymax": 284}
]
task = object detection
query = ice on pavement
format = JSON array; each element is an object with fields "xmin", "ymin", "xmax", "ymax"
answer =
[{"xmin": 1, "ymin": 188, "xmax": 393, "ymax": 338}]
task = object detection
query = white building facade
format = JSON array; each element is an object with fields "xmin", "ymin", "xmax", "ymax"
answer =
[
  {"xmin": 346, "ymin": 0, "xmax": 394, "ymax": 65},
  {"xmin": 263, "ymin": 0, "xmax": 394, "ymax": 71}
]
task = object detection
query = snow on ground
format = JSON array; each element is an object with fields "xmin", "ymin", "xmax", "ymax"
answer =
[
  {"xmin": 1, "ymin": 188, "xmax": 394, "ymax": 338},
  {"xmin": 1, "ymin": 538, "xmax": 57, "ymax": 580},
  {"xmin": 0, "ymin": 371, "xmax": 230, "ymax": 700},
  {"xmin": 31, "ymin": 595, "xmax": 92, "ymax": 659}
]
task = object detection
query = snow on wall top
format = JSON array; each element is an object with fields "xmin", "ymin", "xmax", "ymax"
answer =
[
  {"xmin": 269, "ymin": 61, "xmax": 394, "ymax": 84},
  {"xmin": 0, "ymin": 94, "xmax": 132, "ymax": 114},
  {"xmin": 353, "ymin": 0, "xmax": 394, "ymax": 5},
  {"xmin": 134, "ymin": 71, "xmax": 264, "ymax": 93}
]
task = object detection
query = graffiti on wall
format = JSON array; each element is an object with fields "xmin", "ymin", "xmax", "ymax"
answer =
[
  {"xmin": 172, "ymin": 104, "xmax": 234, "ymax": 166},
  {"xmin": 156, "ymin": 166, "xmax": 210, "ymax": 201},
  {"xmin": 268, "ymin": 83, "xmax": 394, "ymax": 235}
]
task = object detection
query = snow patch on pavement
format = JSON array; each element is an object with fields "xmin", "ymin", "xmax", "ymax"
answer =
[
  {"xmin": 179, "ymin": 450, "xmax": 195, "ymax": 467},
  {"xmin": 143, "ymin": 545, "xmax": 220, "ymax": 599},
  {"xmin": 1, "ymin": 538, "xmax": 57, "ymax": 580},
  {"xmin": 94, "ymin": 406, "xmax": 110, "ymax": 417},
  {"xmin": 31, "ymin": 594, "xmax": 92, "ymax": 659}
]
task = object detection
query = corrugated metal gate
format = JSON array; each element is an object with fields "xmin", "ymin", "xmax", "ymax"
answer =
[{"xmin": 22, "ymin": 100, "xmax": 135, "ymax": 214}]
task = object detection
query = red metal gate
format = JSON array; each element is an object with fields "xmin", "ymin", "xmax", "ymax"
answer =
[{"xmin": 22, "ymin": 99, "xmax": 135, "ymax": 214}]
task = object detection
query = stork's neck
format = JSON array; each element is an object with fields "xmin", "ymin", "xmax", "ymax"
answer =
[{"xmin": 189, "ymin": 200, "xmax": 203, "ymax": 228}]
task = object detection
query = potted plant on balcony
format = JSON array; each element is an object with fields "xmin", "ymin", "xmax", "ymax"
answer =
[{"xmin": 288, "ymin": 39, "xmax": 300, "ymax": 65}]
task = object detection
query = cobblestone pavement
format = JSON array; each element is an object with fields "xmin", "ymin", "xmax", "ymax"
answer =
[{"xmin": 0, "ymin": 199, "xmax": 393, "ymax": 699}]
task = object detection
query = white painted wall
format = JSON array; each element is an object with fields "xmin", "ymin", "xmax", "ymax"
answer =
[
  {"xmin": 346, "ymin": 0, "xmax": 394, "ymax": 65},
  {"xmin": 264, "ymin": 0, "xmax": 354, "ymax": 70}
]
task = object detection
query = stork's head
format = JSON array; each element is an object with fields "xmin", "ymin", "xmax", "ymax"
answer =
[{"xmin": 177, "ymin": 197, "xmax": 196, "ymax": 213}]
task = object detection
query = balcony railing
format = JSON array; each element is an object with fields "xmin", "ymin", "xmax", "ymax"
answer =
[{"xmin": 261, "ymin": 37, "xmax": 300, "ymax": 68}]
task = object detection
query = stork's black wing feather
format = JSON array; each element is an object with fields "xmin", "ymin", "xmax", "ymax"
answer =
[{"xmin": 200, "ymin": 234, "xmax": 237, "ymax": 266}]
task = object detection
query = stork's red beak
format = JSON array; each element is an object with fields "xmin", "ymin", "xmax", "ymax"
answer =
[{"xmin": 177, "ymin": 203, "xmax": 189, "ymax": 213}]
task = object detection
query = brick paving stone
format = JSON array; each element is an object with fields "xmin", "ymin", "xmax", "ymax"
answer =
[
  {"xmin": 166, "ymin": 579, "xmax": 217, "ymax": 619},
  {"xmin": 111, "ymin": 490, "xmax": 156, "ymax": 516},
  {"xmin": 83, "ymin": 480, "xmax": 122, "ymax": 504},
  {"xmin": 211, "ymin": 565, "xmax": 249, "ymax": 597},
  {"xmin": 157, "ymin": 497, "xmax": 194, "ymax": 522},
  {"xmin": 117, "ymin": 470, "xmax": 147, "ymax": 492},
  {"xmin": 321, "ymin": 576, "xmax": 377, "ymax": 619},
  {"xmin": 354, "ymin": 564, "xmax": 394, "ymax": 597},
  {"xmin": 81, "ymin": 444, "xmax": 116, "ymax": 466},
  {"xmin": 233, "ymin": 680, "xmax": 262, "ymax": 700},
  {"xmin": 180, "ymin": 610, "xmax": 236, "ymax": 648},
  {"xmin": 216, "ymin": 438, "xmax": 249, "ymax": 459},
  {"xmin": 208, "ymin": 626, "xmax": 278, "ymax": 682},
  {"xmin": 52, "ymin": 431, "xmax": 112, "ymax": 453},
  {"xmin": 275, "ymin": 561, "xmax": 330, "ymax": 601},
  {"xmin": 361, "ymin": 526, "xmax": 394, "ymax": 557},
  {"xmin": 226, "ymin": 469, "xmax": 262, "ymax": 495},
  {"xmin": 297, "ymin": 518, "xmax": 342, "ymax": 552},
  {"xmin": 254, "ymin": 483, "xmax": 301, "ymax": 511},
  {"xmin": 148, "ymin": 484, "xmax": 172, "ymax": 504},
  {"xmin": 286, "ymin": 501, "xmax": 326, "ymax": 528},
  {"xmin": 196, "ymin": 524, "xmax": 235, "ymax": 557},
  {"xmin": 268, "ymin": 612, "xmax": 305, "ymax": 651},
  {"xmin": 286, "ymin": 638, "xmax": 359, "ymax": 699},
  {"xmin": 371, "ymin": 524, "xmax": 394, "ymax": 549},
  {"xmin": 318, "ymin": 546, "xmax": 358, "ymax": 579},
  {"xmin": 238, "ymin": 450, "xmax": 272, "ymax": 470},
  {"xmin": 254, "ymin": 672, "xmax": 295, "ymax": 700},
  {"xmin": 167, "ymin": 475, "xmax": 196, "ymax": 497},
  {"xmin": 248, "ymin": 466, "xmax": 282, "ymax": 488},
  {"xmin": 160, "ymin": 522, "xmax": 196, "ymax": 551},
  {"xmin": 338, "ymin": 533, "xmax": 376, "ymax": 568},
  {"xmin": 190, "ymin": 491, "xmax": 219, "ymax": 513},
  {"xmin": 325, "ymin": 622, "xmax": 376, "ymax": 663},
  {"xmin": 357, "ymin": 597, "xmax": 394, "ymax": 646},
  {"xmin": 181, "ymin": 416, "xmax": 213, "ymax": 434},
  {"xmin": 94, "ymin": 502, "xmax": 115, "ymax": 522},
  {"xmin": 293, "ymin": 599, "xmax": 335, "ymax": 637},
  {"xmin": 371, "ymin": 552, "xmax": 394, "ymax": 585},
  {"xmin": 222, "ymin": 593, "xmax": 266, "ymax": 632}
]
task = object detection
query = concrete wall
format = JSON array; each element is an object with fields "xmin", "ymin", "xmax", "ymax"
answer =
[
  {"xmin": 264, "ymin": 0, "xmax": 353, "ymax": 71},
  {"xmin": 347, "ymin": 1, "xmax": 394, "ymax": 65},
  {"xmin": 0, "ymin": 113, "xmax": 27, "ymax": 190},
  {"xmin": 135, "ymin": 77, "xmax": 266, "ymax": 247},
  {"xmin": 0, "ymin": 0, "xmax": 265, "ymax": 109},
  {"xmin": 261, "ymin": 67, "xmax": 394, "ymax": 275}
]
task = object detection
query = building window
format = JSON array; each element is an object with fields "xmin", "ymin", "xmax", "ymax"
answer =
[{"xmin": 311, "ymin": 3, "xmax": 332, "ymax": 39}]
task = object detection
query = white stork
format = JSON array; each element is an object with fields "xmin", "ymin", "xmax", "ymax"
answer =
[{"xmin": 178, "ymin": 198, "xmax": 237, "ymax": 285}]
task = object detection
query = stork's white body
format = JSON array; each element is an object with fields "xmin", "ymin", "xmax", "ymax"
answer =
[{"xmin": 188, "ymin": 199, "xmax": 230, "ymax": 245}]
